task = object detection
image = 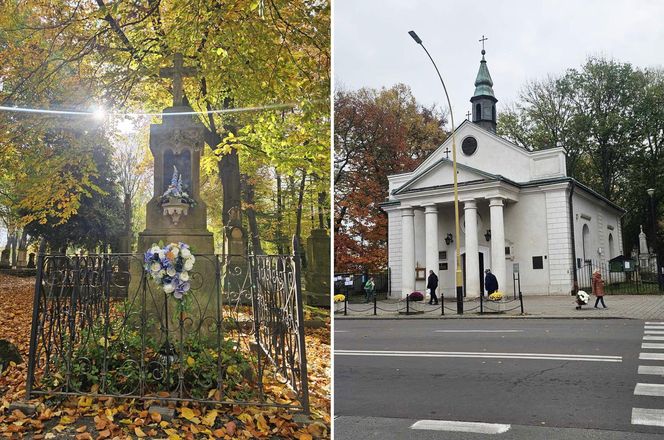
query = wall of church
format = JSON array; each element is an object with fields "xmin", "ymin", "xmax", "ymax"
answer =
[
  {"xmin": 504, "ymin": 191, "xmax": 551, "ymax": 294},
  {"xmin": 572, "ymin": 190, "xmax": 624, "ymax": 279},
  {"xmin": 544, "ymin": 188, "xmax": 574, "ymax": 294}
]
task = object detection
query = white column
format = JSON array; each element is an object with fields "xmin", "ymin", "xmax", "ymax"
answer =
[
  {"xmin": 490, "ymin": 197, "xmax": 506, "ymax": 293},
  {"xmin": 401, "ymin": 207, "xmax": 415, "ymax": 297},
  {"xmin": 464, "ymin": 200, "xmax": 480, "ymax": 298},
  {"xmin": 424, "ymin": 205, "xmax": 439, "ymax": 299}
]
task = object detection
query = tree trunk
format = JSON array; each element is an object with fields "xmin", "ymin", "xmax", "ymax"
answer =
[
  {"xmin": 317, "ymin": 191, "xmax": 327, "ymax": 229},
  {"xmin": 295, "ymin": 170, "xmax": 307, "ymax": 240},
  {"xmin": 241, "ymin": 174, "xmax": 263, "ymax": 255},
  {"xmin": 205, "ymin": 129, "xmax": 242, "ymax": 226},
  {"xmin": 276, "ymin": 172, "xmax": 284, "ymax": 254}
]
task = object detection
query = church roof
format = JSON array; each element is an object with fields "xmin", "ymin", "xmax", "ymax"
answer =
[{"xmin": 472, "ymin": 51, "xmax": 495, "ymax": 99}]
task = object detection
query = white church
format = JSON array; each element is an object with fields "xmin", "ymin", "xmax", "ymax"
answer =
[{"xmin": 382, "ymin": 49, "xmax": 625, "ymax": 298}]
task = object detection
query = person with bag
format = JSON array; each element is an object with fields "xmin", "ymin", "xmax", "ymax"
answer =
[
  {"xmin": 592, "ymin": 268, "xmax": 607, "ymax": 308},
  {"xmin": 364, "ymin": 277, "xmax": 376, "ymax": 303}
]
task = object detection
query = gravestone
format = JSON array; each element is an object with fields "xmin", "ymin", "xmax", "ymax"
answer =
[
  {"xmin": 130, "ymin": 53, "xmax": 215, "ymax": 336},
  {"xmin": 27, "ymin": 253, "xmax": 35, "ymax": 269},
  {"xmin": 0, "ymin": 249, "xmax": 9, "ymax": 269},
  {"xmin": 304, "ymin": 229, "xmax": 330, "ymax": 306},
  {"xmin": 16, "ymin": 248, "xmax": 27, "ymax": 268}
]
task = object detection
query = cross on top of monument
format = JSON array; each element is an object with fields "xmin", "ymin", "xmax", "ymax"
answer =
[
  {"xmin": 443, "ymin": 147, "xmax": 451, "ymax": 159},
  {"xmin": 479, "ymin": 35, "xmax": 488, "ymax": 55},
  {"xmin": 159, "ymin": 53, "xmax": 197, "ymax": 107}
]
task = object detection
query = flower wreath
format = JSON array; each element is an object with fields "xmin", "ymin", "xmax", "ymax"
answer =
[{"xmin": 144, "ymin": 242, "xmax": 195, "ymax": 300}]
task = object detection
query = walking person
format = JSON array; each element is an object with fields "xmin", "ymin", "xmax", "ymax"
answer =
[
  {"xmin": 427, "ymin": 270, "xmax": 439, "ymax": 305},
  {"xmin": 484, "ymin": 269, "xmax": 498, "ymax": 298},
  {"xmin": 364, "ymin": 276, "xmax": 375, "ymax": 303},
  {"xmin": 592, "ymin": 268, "xmax": 607, "ymax": 308}
]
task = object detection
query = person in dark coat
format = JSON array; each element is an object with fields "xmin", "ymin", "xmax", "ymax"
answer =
[
  {"xmin": 427, "ymin": 270, "xmax": 439, "ymax": 305},
  {"xmin": 484, "ymin": 269, "xmax": 498, "ymax": 297},
  {"xmin": 592, "ymin": 268, "xmax": 607, "ymax": 308}
]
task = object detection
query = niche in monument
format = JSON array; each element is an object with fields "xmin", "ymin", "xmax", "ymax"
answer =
[{"xmin": 163, "ymin": 150, "xmax": 192, "ymax": 194}]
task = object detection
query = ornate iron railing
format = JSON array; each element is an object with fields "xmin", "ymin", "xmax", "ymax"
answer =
[{"xmin": 26, "ymin": 244, "xmax": 309, "ymax": 413}]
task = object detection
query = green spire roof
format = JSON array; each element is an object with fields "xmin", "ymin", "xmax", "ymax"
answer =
[{"xmin": 473, "ymin": 50, "xmax": 495, "ymax": 98}]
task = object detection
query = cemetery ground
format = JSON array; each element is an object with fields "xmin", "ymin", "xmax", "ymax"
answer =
[{"xmin": 0, "ymin": 274, "xmax": 331, "ymax": 439}]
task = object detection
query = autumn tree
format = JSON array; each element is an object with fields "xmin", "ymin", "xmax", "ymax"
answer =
[{"xmin": 334, "ymin": 84, "xmax": 447, "ymax": 272}]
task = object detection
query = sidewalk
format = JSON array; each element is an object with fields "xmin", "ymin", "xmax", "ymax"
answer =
[{"xmin": 334, "ymin": 294, "xmax": 664, "ymax": 320}]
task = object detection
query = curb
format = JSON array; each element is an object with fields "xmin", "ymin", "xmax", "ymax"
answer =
[{"xmin": 334, "ymin": 315, "xmax": 637, "ymax": 320}]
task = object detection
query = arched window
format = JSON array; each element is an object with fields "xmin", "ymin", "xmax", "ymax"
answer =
[
  {"xmin": 475, "ymin": 103, "xmax": 481, "ymax": 120},
  {"xmin": 582, "ymin": 224, "xmax": 590, "ymax": 261},
  {"xmin": 608, "ymin": 233, "xmax": 615, "ymax": 259}
]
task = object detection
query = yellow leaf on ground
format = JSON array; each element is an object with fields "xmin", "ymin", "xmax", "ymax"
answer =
[
  {"xmin": 134, "ymin": 427, "xmax": 147, "ymax": 437},
  {"xmin": 179, "ymin": 407, "xmax": 200, "ymax": 424},
  {"xmin": 201, "ymin": 409, "xmax": 217, "ymax": 427},
  {"xmin": 186, "ymin": 356, "xmax": 195, "ymax": 367},
  {"xmin": 59, "ymin": 415, "xmax": 76, "ymax": 425},
  {"xmin": 298, "ymin": 434, "xmax": 313, "ymax": 440},
  {"xmin": 78, "ymin": 396, "xmax": 93, "ymax": 407}
]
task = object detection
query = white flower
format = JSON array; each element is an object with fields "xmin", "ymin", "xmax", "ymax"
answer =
[
  {"xmin": 188, "ymin": 255, "xmax": 195, "ymax": 264},
  {"xmin": 184, "ymin": 260, "xmax": 194, "ymax": 271},
  {"xmin": 171, "ymin": 246, "xmax": 180, "ymax": 257},
  {"xmin": 151, "ymin": 245, "xmax": 161, "ymax": 253},
  {"xmin": 150, "ymin": 262, "xmax": 161, "ymax": 272},
  {"xmin": 166, "ymin": 267, "xmax": 176, "ymax": 277},
  {"xmin": 181, "ymin": 248, "xmax": 191, "ymax": 259},
  {"xmin": 163, "ymin": 283, "xmax": 175, "ymax": 294},
  {"xmin": 158, "ymin": 250, "xmax": 166, "ymax": 259},
  {"xmin": 180, "ymin": 271, "xmax": 189, "ymax": 282},
  {"xmin": 158, "ymin": 269, "xmax": 166, "ymax": 278}
]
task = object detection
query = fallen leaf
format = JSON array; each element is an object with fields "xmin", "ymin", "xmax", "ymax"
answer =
[
  {"xmin": 225, "ymin": 421, "xmax": 236, "ymax": 436},
  {"xmin": 76, "ymin": 425, "xmax": 87, "ymax": 433},
  {"xmin": 134, "ymin": 427, "xmax": 147, "ymax": 437},
  {"xmin": 201, "ymin": 409, "xmax": 217, "ymax": 427}
]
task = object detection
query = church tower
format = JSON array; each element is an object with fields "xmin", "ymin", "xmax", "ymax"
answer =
[{"xmin": 470, "ymin": 47, "xmax": 497, "ymax": 133}]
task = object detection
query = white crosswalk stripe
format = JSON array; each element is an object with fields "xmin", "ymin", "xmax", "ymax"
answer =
[
  {"xmin": 410, "ymin": 420, "xmax": 511, "ymax": 434},
  {"xmin": 632, "ymin": 323, "xmax": 664, "ymax": 428},
  {"xmin": 638, "ymin": 365, "xmax": 664, "ymax": 376}
]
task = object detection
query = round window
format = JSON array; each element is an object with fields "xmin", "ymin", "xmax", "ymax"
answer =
[{"xmin": 461, "ymin": 136, "xmax": 478, "ymax": 156}]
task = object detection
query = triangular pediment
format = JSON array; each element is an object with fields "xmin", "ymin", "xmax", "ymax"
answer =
[{"xmin": 394, "ymin": 159, "xmax": 497, "ymax": 194}]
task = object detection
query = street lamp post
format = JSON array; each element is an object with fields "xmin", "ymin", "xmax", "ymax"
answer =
[
  {"xmin": 408, "ymin": 31, "xmax": 464, "ymax": 313},
  {"xmin": 647, "ymin": 188, "xmax": 662, "ymax": 290}
]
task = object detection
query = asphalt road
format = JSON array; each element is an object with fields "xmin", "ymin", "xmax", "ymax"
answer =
[{"xmin": 334, "ymin": 319, "xmax": 664, "ymax": 439}]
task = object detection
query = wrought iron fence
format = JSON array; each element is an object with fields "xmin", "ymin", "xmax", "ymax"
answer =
[
  {"xmin": 333, "ymin": 271, "xmax": 390, "ymax": 299},
  {"xmin": 576, "ymin": 259, "xmax": 663, "ymax": 295},
  {"xmin": 26, "ymin": 245, "xmax": 309, "ymax": 413}
]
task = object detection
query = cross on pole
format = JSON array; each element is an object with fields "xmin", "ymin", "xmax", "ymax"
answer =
[
  {"xmin": 159, "ymin": 53, "xmax": 198, "ymax": 106},
  {"xmin": 443, "ymin": 147, "xmax": 451, "ymax": 159},
  {"xmin": 466, "ymin": 111, "xmax": 472, "ymax": 120},
  {"xmin": 479, "ymin": 35, "xmax": 488, "ymax": 52}
]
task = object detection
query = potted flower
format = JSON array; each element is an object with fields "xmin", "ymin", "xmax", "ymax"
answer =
[
  {"xmin": 334, "ymin": 294, "xmax": 345, "ymax": 312},
  {"xmin": 408, "ymin": 291, "xmax": 424, "ymax": 301}
]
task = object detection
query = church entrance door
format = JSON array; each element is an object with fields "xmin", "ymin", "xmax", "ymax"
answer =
[{"xmin": 462, "ymin": 252, "xmax": 485, "ymax": 297}]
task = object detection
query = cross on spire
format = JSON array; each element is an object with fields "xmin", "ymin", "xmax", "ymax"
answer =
[
  {"xmin": 159, "ymin": 53, "xmax": 198, "ymax": 107},
  {"xmin": 479, "ymin": 35, "xmax": 488, "ymax": 54},
  {"xmin": 466, "ymin": 110, "xmax": 472, "ymax": 120},
  {"xmin": 443, "ymin": 147, "xmax": 451, "ymax": 159}
]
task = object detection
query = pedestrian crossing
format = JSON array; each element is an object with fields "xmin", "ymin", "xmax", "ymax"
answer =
[{"xmin": 632, "ymin": 321, "xmax": 664, "ymax": 428}]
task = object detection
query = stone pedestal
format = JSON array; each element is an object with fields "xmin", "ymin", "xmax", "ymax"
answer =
[
  {"xmin": 304, "ymin": 229, "xmax": 330, "ymax": 307},
  {"xmin": 130, "ymin": 105, "xmax": 216, "ymax": 338}
]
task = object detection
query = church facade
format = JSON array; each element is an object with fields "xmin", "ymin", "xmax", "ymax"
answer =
[{"xmin": 382, "ymin": 51, "xmax": 625, "ymax": 298}]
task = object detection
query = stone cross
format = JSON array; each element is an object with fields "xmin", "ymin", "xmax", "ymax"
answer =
[
  {"xmin": 443, "ymin": 147, "xmax": 451, "ymax": 159},
  {"xmin": 159, "ymin": 53, "xmax": 197, "ymax": 107}
]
